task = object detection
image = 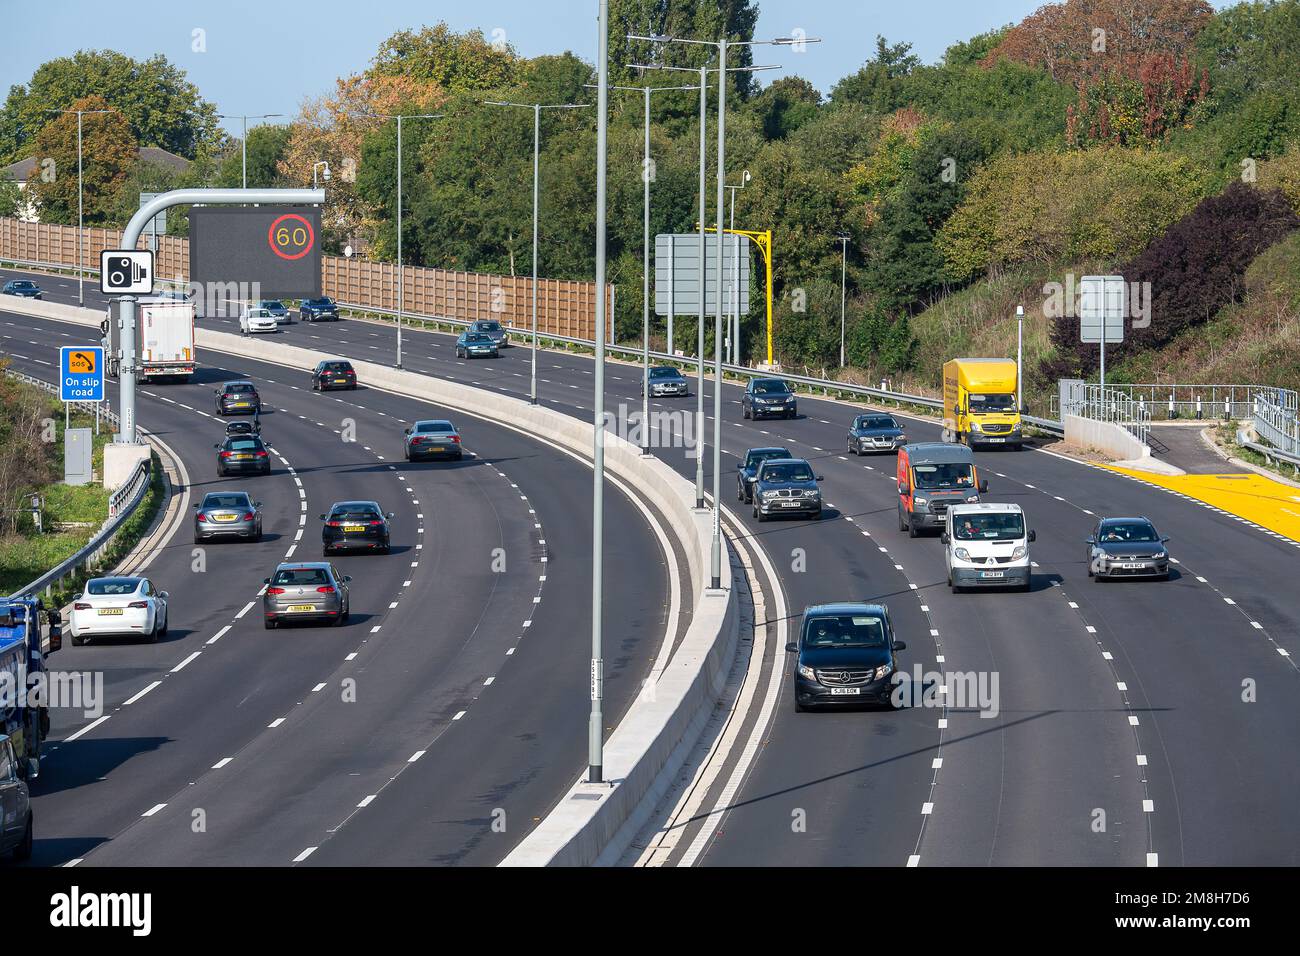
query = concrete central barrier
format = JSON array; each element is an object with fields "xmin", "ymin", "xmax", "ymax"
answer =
[{"xmin": 5, "ymin": 297, "xmax": 740, "ymax": 866}]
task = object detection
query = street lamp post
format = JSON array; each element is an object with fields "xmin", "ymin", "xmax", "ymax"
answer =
[
  {"xmin": 725, "ymin": 170, "xmax": 751, "ymax": 365},
  {"xmin": 48, "ymin": 108, "xmax": 116, "ymax": 307},
  {"xmin": 484, "ymin": 101, "xmax": 589, "ymax": 404},
  {"xmin": 217, "ymin": 114, "xmax": 284, "ymax": 188},
  {"xmin": 1016, "ymin": 305, "xmax": 1024, "ymax": 412},
  {"xmin": 632, "ymin": 32, "xmax": 816, "ymax": 590},
  {"xmin": 598, "ymin": 82, "xmax": 698, "ymax": 451},
  {"xmin": 347, "ymin": 112, "xmax": 443, "ymax": 370},
  {"xmin": 835, "ymin": 234, "xmax": 850, "ymax": 367},
  {"xmin": 311, "ymin": 161, "xmax": 331, "ymax": 189}
]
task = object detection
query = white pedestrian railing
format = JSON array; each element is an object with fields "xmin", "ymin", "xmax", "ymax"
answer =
[{"xmin": 1062, "ymin": 383, "xmax": 1151, "ymax": 445}]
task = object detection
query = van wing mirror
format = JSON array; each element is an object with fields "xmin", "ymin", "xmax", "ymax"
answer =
[
  {"xmin": 892, "ymin": 640, "xmax": 907, "ymax": 652},
  {"xmin": 979, "ymin": 479, "xmax": 989, "ymax": 493},
  {"xmin": 940, "ymin": 532, "xmax": 950, "ymax": 544},
  {"xmin": 784, "ymin": 642, "xmax": 798, "ymax": 653},
  {"xmin": 897, "ymin": 482, "xmax": 909, "ymax": 495},
  {"xmin": 1028, "ymin": 529, "xmax": 1036, "ymax": 542}
]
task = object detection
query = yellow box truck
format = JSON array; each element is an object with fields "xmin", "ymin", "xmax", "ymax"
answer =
[{"xmin": 942, "ymin": 358, "xmax": 1024, "ymax": 449}]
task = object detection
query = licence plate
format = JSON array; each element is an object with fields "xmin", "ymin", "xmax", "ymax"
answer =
[
  {"xmin": 235, "ymin": 402, "xmax": 251, "ymax": 407},
  {"xmin": 779, "ymin": 501, "xmax": 801, "ymax": 508},
  {"xmin": 1120, "ymin": 562, "xmax": 1147, "ymax": 569},
  {"xmin": 233, "ymin": 454, "xmax": 251, "ymax": 460},
  {"xmin": 287, "ymin": 605, "xmax": 315, "ymax": 613},
  {"xmin": 830, "ymin": 687, "xmax": 860, "ymax": 696},
  {"xmin": 98, "ymin": 608, "xmax": 124, "ymax": 616},
  {"xmin": 214, "ymin": 514, "xmax": 236, "ymax": 522},
  {"xmin": 344, "ymin": 525, "xmax": 366, "ymax": 532},
  {"xmin": 980, "ymin": 571, "xmax": 1005, "ymax": 578},
  {"xmin": 984, "ymin": 437, "xmax": 1005, "ymax": 443},
  {"xmin": 333, "ymin": 379, "xmax": 348, "ymax": 384}
]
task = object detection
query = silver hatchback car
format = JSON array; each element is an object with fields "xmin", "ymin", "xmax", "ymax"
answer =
[
  {"xmin": 194, "ymin": 491, "xmax": 263, "ymax": 543},
  {"xmin": 263, "ymin": 562, "xmax": 351, "ymax": 629}
]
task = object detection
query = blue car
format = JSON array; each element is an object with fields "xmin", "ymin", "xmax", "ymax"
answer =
[
  {"xmin": 846, "ymin": 413, "xmax": 906, "ymax": 455},
  {"xmin": 2, "ymin": 279, "xmax": 42, "ymax": 299},
  {"xmin": 456, "ymin": 331, "xmax": 499, "ymax": 359},
  {"xmin": 299, "ymin": 297, "xmax": 340, "ymax": 322}
]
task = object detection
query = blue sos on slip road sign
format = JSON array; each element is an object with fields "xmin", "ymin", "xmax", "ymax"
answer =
[{"xmin": 60, "ymin": 346, "xmax": 105, "ymax": 402}]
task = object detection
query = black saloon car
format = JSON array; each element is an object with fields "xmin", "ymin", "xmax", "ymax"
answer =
[
  {"xmin": 742, "ymin": 378, "xmax": 797, "ymax": 420},
  {"xmin": 322, "ymin": 501, "xmax": 393, "ymax": 555},
  {"xmin": 787, "ymin": 603, "xmax": 906, "ymax": 711},
  {"xmin": 1, "ymin": 279, "xmax": 41, "ymax": 299}
]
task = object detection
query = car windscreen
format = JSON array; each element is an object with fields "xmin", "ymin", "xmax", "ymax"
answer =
[
  {"xmin": 465, "ymin": 334, "xmax": 492, "ymax": 343},
  {"xmin": 12, "ymin": 281, "xmax": 34, "ymax": 289},
  {"xmin": 87, "ymin": 579, "xmax": 140, "ymax": 596},
  {"xmin": 953, "ymin": 512, "xmax": 1025, "ymax": 540},
  {"xmin": 272, "ymin": 568, "xmax": 330, "ymax": 586},
  {"xmin": 913, "ymin": 463, "xmax": 974, "ymax": 489},
  {"xmin": 261, "ymin": 301, "xmax": 284, "ymax": 309},
  {"xmin": 415, "ymin": 421, "xmax": 453, "ymax": 433},
  {"xmin": 650, "ymin": 367, "xmax": 681, "ymax": 379},
  {"xmin": 857, "ymin": 416, "xmax": 898, "ymax": 429},
  {"xmin": 476, "ymin": 321, "xmax": 502, "ymax": 331},
  {"xmin": 1098, "ymin": 522, "xmax": 1158, "ymax": 543},
  {"xmin": 751, "ymin": 380, "xmax": 789, "ymax": 395},
  {"xmin": 203, "ymin": 494, "xmax": 250, "ymax": 509},
  {"xmin": 306, "ymin": 298, "xmax": 334, "ymax": 307},
  {"xmin": 759, "ymin": 463, "xmax": 814, "ymax": 483},
  {"xmin": 225, "ymin": 383, "xmax": 255, "ymax": 393},
  {"xmin": 745, "ymin": 450, "xmax": 789, "ymax": 469},
  {"xmin": 968, "ymin": 393, "xmax": 1016, "ymax": 412},
  {"xmin": 803, "ymin": 614, "xmax": 887, "ymax": 649}
]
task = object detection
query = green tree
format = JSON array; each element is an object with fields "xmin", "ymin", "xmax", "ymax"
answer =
[
  {"xmin": 611, "ymin": 0, "xmax": 760, "ymax": 100},
  {"xmin": 0, "ymin": 50, "xmax": 222, "ymax": 164},
  {"xmin": 0, "ymin": 177, "xmax": 20, "ymax": 218},
  {"xmin": 749, "ymin": 77, "xmax": 821, "ymax": 141},
  {"xmin": 215, "ymin": 124, "xmax": 292, "ymax": 189},
  {"xmin": 369, "ymin": 23, "xmax": 518, "ymax": 91},
  {"xmin": 830, "ymin": 36, "xmax": 921, "ymax": 111},
  {"xmin": 26, "ymin": 95, "xmax": 137, "ymax": 225}
]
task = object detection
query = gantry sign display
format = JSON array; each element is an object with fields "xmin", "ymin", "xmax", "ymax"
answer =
[{"xmin": 189, "ymin": 206, "xmax": 323, "ymax": 298}]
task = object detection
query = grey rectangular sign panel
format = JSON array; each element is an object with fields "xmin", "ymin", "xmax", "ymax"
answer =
[
  {"xmin": 654, "ymin": 233, "xmax": 750, "ymax": 315},
  {"xmin": 1079, "ymin": 275, "xmax": 1125, "ymax": 344},
  {"xmin": 189, "ymin": 206, "xmax": 322, "ymax": 299},
  {"xmin": 140, "ymin": 193, "xmax": 167, "ymax": 235}
]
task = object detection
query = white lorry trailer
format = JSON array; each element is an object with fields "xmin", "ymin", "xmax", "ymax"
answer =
[{"xmin": 104, "ymin": 297, "xmax": 197, "ymax": 382}]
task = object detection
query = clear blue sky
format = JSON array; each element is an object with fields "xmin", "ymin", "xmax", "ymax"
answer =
[{"xmin": 2, "ymin": 0, "xmax": 1234, "ymax": 136}]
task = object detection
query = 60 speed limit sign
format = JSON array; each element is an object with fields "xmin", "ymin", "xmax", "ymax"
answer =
[
  {"xmin": 189, "ymin": 206, "xmax": 322, "ymax": 298},
  {"xmin": 268, "ymin": 213, "xmax": 315, "ymax": 261}
]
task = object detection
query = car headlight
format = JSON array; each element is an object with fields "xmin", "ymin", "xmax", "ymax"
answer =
[
  {"xmin": 1012, "ymin": 545, "xmax": 1027, "ymax": 560},
  {"xmin": 913, "ymin": 496, "xmax": 927, "ymax": 506},
  {"xmin": 797, "ymin": 664, "xmax": 816, "ymax": 681},
  {"xmin": 1011, "ymin": 422, "xmax": 1022, "ymax": 432},
  {"xmin": 1152, "ymin": 551, "xmax": 1166, "ymax": 560},
  {"xmin": 803, "ymin": 489, "xmax": 819, "ymax": 498},
  {"xmin": 954, "ymin": 547, "xmax": 970, "ymax": 561},
  {"xmin": 970, "ymin": 422, "xmax": 983, "ymax": 432},
  {"xmin": 761, "ymin": 489, "xmax": 779, "ymax": 500},
  {"xmin": 873, "ymin": 663, "xmax": 893, "ymax": 681},
  {"xmin": 965, "ymin": 493, "xmax": 980, "ymax": 502}
]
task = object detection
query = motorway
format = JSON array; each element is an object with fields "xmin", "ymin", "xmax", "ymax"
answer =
[
  {"xmin": 4, "ymin": 265, "xmax": 1299, "ymax": 867},
  {"xmin": 1, "ymin": 298, "xmax": 679, "ymax": 866}
]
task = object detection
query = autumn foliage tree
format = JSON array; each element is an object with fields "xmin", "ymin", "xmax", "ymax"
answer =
[{"xmin": 26, "ymin": 94, "xmax": 137, "ymax": 225}]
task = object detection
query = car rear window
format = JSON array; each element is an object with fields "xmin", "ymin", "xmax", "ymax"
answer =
[
  {"xmin": 227, "ymin": 439, "xmax": 261, "ymax": 451},
  {"xmin": 203, "ymin": 494, "xmax": 250, "ymax": 508},
  {"xmin": 415, "ymin": 421, "xmax": 453, "ymax": 433},
  {"xmin": 272, "ymin": 568, "xmax": 329, "ymax": 586},
  {"xmin": 225, "ymin": 383, "xmax": 255, "ymax": 393},
  {"xmin": 87, "ymin": 579, "xmax": 140, "ymax": 595},
  {"xmin": 323, "ymin": 362, "xmax": 353, "ymax": 372},
  {"xmin": 333, "ymin": 507, "xmax": 380, "ymax": 520}
]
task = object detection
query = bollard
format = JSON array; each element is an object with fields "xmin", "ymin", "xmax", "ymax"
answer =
[
  {"xmin": 1223, "ymin": 398, "xmax": 1230, "ymax": 421},
  {"xmin": 1196, "ymin": 395, "xmax": 1202, "ymax": 420},
  {"xmin": 1168, "ymin": 393, "xmax": 1177, "ymax": 420}
]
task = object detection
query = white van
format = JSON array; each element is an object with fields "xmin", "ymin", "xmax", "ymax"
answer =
[{"xmin": 942, "ymin": 502, "xmax": 1035, "ymax": 593}]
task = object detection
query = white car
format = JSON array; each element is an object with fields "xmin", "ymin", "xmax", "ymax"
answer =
[
  {"xmin": 68, "ymin": 576, "xmax": 169, "ymax": 644},
  {"xmin": 239, "ymin": 307, "xmax": 279, "ymax": 334}
]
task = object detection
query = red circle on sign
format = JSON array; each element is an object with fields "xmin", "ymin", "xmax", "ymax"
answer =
[{"xmin": 268, "ymin": 213, "xmax": 315, "ymax": 260}]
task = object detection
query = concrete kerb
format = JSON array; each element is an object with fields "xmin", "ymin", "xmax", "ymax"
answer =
[{"xmin": 5, "ymin": 296, "xmax": 738, "ymax": 867}]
